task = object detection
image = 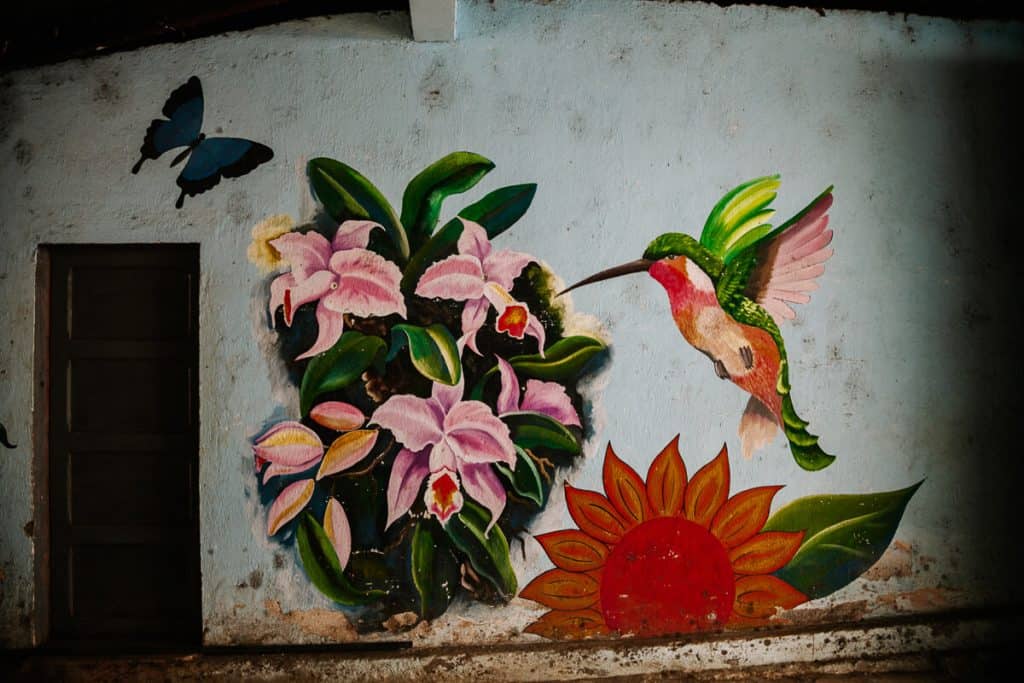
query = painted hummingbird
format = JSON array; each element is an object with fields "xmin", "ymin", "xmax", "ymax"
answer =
[{"xmin": 560, "ymin": 176, "xmax": 836, "ymax": 470}]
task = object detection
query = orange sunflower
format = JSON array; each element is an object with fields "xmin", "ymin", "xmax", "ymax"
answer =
[{"xmin": 521, "ymin": 437, "xmax": 809, "ymax": 639}]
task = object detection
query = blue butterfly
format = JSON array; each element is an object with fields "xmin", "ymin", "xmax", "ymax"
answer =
[{"xmin": 132, "ymin": 76, "xmax": 273, "ymax": 208}]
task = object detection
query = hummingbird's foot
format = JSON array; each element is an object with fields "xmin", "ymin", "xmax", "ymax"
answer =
[
  {"xmin": 714, "ymin": 359, "xmax": 731, "ymax": 380},
  {"xmin": 739, "ymin": 345, "xmax": 754, "ymax": 369}
]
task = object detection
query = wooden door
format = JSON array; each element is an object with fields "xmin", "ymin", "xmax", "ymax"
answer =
[{"xmin": 48, "ymin": 245, "xmax": 200, "ymax": 647}]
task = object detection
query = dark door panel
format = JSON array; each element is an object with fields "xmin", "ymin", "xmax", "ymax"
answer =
[{"xmin": 48, "ymin": 244, "xmax": 200, "ymax": 647}]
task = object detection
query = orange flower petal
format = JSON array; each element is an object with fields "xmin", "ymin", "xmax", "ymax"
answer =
[
  {"xmin": 523, "ymin": 609, "xmax": 609, "ymax": 640},
  {"xmin": 519, "ymin": 568, "xmax": 600, "ymax": 611},
  {"xmin": 710, "ymin": 485, "xmax": 783, "ymax": 548},
  {"xmin": 725, "ymin": 613, "xmax": 772, "ymax": 630},
  {"xmin": 316, "ymin": 429, "xmax": 378, "ymax": 479},
  {"xmin": 565, "ymin": 484, "xmax": 628, "ymax": 545},
  {"xmin": 646, "ymin": 435, "xmax": 687, "ymax": 517},
  {"xmin": 733, "ymin": 575, "xmax": 808, "ymax": 619},
  {"xmin": 536, "ymin": 530, "xmax": 609, "ymax": 572},
  {"xmin": 729, "ymin": 531, "xmax": 805, "ymax": 575},
  {"xmin": 602, "ymin": 443, "xmax": 650, "ymax": 526},
  {"xmin": 683, "ymin": 444, "xmax": 731, "ymax": 528}
]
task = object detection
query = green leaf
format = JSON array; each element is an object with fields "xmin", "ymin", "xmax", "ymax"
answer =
[
  {"xmin": 401, "ymin": 152, "xmax": 495, "ymax": 249},
  {"xmin": 495, "ymin": 446, "xmax": 544, "ymax": 506},
  {"xmin": 402, "ymin": 183, "xmax": 538, "ymax": 291},
  {"xmin": 501, "ymin": 411, "xmax": 580, "ymax": 454},
  {"xmin": 296, "ymin": 513, "xmax": 386, "ymax": 605},
  {"xmin": 410, "ymin": 519, "xmax": 461, "ymax": 619},
  {"xmin": 299, "ymin": 331, "xmax": 386, "ymax": 415},
  {"xmin": 387, "ymin": 323, "xmax": 462, "ymax": 386},
  {"xmin": 764, "ymin": 482, "xmax": 923, "ymax": 600},
  {"xmin": 470, "ymin": 336, "xmax": 606, "ymax": 399},
  {"xmin": 444, "ymin": 500, "xmax": 518, "ymax": 599},
  {"xmin": 307, "ymin": 157, "xmax": 409, "ymax": 261}
]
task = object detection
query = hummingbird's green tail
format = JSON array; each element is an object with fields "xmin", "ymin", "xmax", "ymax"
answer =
[{"xmin": 777, "ymin": 359, "xmax": 835, "ymax": 471}]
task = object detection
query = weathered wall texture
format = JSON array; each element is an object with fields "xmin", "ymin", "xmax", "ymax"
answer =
[{"xmin": 1, "ymin": 0, "xmax": 1021, "ymax": 656}]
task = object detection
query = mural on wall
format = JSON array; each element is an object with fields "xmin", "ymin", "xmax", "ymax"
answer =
[
  {"xmin": 0, "ymin": 421, "xmax": 15, "ymax": 449},
  {"xmin": 247, "ymin": 154, "xmax": 919, "ymax": 639},
  {"xmin": 132, "ymin": 76, "xmax": 273, "ymax": 208},
  {"xmin": 560, "ymin": 177, "xmax": 837, "ymax": 470},
  {"xmin": 248, "ymin": 152, "xmax": 607, "ymax": 626},
  {"xmin": 520, "ymin": 438, "xmax": 920, "ymax": 639}
]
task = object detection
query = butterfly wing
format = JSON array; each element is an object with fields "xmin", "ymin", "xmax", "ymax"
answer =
[
  {"xmin": 174, "ymin": 137, "xmax": 273, "ymax": 208},
  {"xmin": 131, "ymin": 76, "xmax": 204, "ymax": 173}
]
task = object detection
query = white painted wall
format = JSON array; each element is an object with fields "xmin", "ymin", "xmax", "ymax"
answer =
[{"xmin": 1, "ymin": 0, "xmax": 1021, "ymax": 651}]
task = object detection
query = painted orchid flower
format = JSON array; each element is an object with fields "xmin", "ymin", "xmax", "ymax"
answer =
[
  {"xmin": 371, "ymin": 379, "xmax": 516, "ymax": 532},
  {"xmin": 252, "ymin": 407, "xmax": 379, "ymax": 536},
  {"xmin": 415, "ymin": 218, "xmax": 545, "ymax": 355},
  {"xmin": 495, "ymin": 356, "xmax": 581, "ymax": 427},
  {"xmin": 269, "ymin": 220, "xmax": 406, "ymax": 360}
]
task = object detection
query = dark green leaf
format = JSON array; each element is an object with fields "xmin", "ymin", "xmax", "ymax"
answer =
[
  {"xmin": 299, "ymin": 331, "xmax": 386, "ymax": 415},
  {"xmin": 495, "ymin": 446, "xmax": 544, "ymax": 506},
  {"xmin": 411, "ymin": 519, "xmax": 461, "ymax": 619},
  {"xmin": 307, "ymin": 157, "xmax": 409, "ymax": 261},
  {"xmin": 401, "ymin": 152, "xmax": 495, "ymax": 249},
  {"xmin": 471, "ymin": 336, "xmax": 606, "ymax": 399},
  {"xmin": 387, "ymin": 323, "xmax": 462, "ymax": 385},
  {"xmin": 296, "ymin": 513, "xmax": 385, "ymax": 605},
  {"xmin": 402, "ymin": 183, "xmax": 537, "ymax": 291},
  {"xmin": 764, "ymin": 482, "xmax": 923, "ymax": 599},
  {"xmin": 501, "ymin": 411, "xmax": 580, "ymax": 454},
  {"xmin": 444, "ymin": 500, "xmax": 517, "ymax": 599}
]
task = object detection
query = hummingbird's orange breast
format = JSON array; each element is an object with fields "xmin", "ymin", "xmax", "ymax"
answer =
[{"xmin": 649, "ymin": 257, "xmax": 782, "ymax": 421}]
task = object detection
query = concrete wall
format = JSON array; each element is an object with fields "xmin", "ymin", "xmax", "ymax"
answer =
[{"xmin": 1, "ymin": 0, "xmax": 1021, "ymax": 654}]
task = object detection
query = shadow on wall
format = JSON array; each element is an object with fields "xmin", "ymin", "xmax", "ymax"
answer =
[{"xmin": 941, "ymin": 57, "xmax": 1022, "ymax": 600}]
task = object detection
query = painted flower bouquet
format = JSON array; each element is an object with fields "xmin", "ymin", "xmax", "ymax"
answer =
[{"xmin": 248, "ymin": 152, "xmax": 606, "ymax": 626}]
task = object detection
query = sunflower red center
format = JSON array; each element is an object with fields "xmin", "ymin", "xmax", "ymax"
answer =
[
  {"xmin": 600, "ymin": 516, "xmax": 735, "ymax": 637},
  {"xmin": 496, "ymin": 305, "xmax": 528, "ymax": 338}
]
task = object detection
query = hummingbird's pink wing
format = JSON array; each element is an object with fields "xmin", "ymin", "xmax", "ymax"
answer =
[{"xmin": 745, "ymin": 193, "xmax": 834, "ymax": 325}]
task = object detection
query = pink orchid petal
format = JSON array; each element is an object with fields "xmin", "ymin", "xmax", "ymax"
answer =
[
  {"xmin": 521, "ymin": 380, "xmax": 581, "ymax": 427},
  {"xmin": 269, "ymin": 231, "xmax": 332, "ymax": 280},
  {"xmin": 458, "ymin": 296, "xmax": 489, "ymax": 355},
  {"xmin": 424, "ymin": 468, "xmax": 464, "ymax": 525},
  {"xmin": 262, "ymin": 460, "xmax": 318, "ymax": 485},
  {"xmin": 458, "ymin": 463, "xmax": 507, "ymax": 535},
  {"xmin": 253, "ymin": 421, "xmax": 324, "ymax": 467},
  {"xmin": 324, "ymin": 250, "xmax": 407, "ymax": 318},
  {"xmin": 494, "ymin": 356, "xmax": 521, "ymax": 415},
  {"xmin": 332, "ymin": 220, "xmax": 384, "ymax": 251},
  {"xmin": 456, "ymin": 218, "xmax": 492, "ymax": 261},
  {"xmin": 295, "ymin": 301, "xmax": 346, "ymax": 361},
  {"xmin": 429, "ymin": 438, "xmax": 459, "ymax": 473},
  {"xmin": 431, "ymin": 377, "xmax": 464, "ymax": 415},
  {"xmin": 524, "ymin": 310, "xmax": 547, "ymax": 357},
  {"xmin": 443, "ymin": 401, "xmax": 516, "ymax": 466},
  {"xmin": 267, "ymin": 478, "xmax": 315, "ymax": 536},
  {"xmin": 415, "ymin": 254, "xmax": 486, "ymax": 301},
  {"xmin": 386, "ymin": 448, "xmax": 430, "ymax": 529},
  {"xmin": 371, "ymin": 394, "xmax": 445, "ymax": 452},
  {"xmin": 483, "ymin": 249, "xmax": 535, "ymax": 291},
  {"xmin": 482, "ymin": 281, "xmax": 514, "ymax": 313},
  {"xmin": 274, "ymin": 269, "xmax": 337, "ymax": 327},
  {"xmin": 309, "ymin": 401, "xmax": 366, "ymax": 431},
  {"xmin": 323, "ymin": 498, "xmax": 352, "ymax": 570},
  {"xmin": 316, "ymin": 429, "xmax": 378, "ymax": 479},
  {"xmin": 268, "ymin": 272, "xmax": 296, "ymax": 322}
]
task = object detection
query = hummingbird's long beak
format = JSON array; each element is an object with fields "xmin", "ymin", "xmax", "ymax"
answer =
[{"xmin": 556, "ymin": 258, "xmax": 653, "ymax": 297}]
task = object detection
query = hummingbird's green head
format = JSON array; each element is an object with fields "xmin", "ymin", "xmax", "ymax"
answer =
[{"xmin": 642, "ymin": 233, "xmax": 702, "ymax": 262}]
